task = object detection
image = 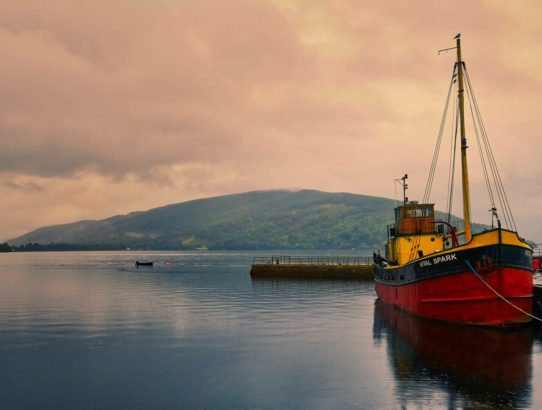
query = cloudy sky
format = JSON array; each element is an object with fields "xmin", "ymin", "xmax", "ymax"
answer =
[{"xmin": 1, "ymin": 0, "xmax": 542, "ymax": 242}]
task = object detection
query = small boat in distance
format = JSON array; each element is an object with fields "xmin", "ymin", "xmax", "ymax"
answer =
[
  {"xmin": 196, "ymin": 245, "xmax": 208, "ymax": 251},
  {"xmin": 135, "ymin": 261, "xmax": 154, "ymax": 267},
  {"xmin": 373, "ymin": 34, "xmax": 533, "ymax": 326}
]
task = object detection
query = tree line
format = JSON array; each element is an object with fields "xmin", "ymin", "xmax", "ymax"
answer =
[{"xmin": 0, "ymin": 243, "xmax": 127, "ymax": 252}]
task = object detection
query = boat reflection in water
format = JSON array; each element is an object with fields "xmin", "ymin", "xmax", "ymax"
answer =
[{"xmin": 373, "ymin": 300, "xmax": 533, "ymax": 408}]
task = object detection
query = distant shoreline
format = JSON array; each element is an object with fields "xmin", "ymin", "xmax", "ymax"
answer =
[{"xmin": 1, "ymin": 242, "xmax": 373, "ymax": 253}]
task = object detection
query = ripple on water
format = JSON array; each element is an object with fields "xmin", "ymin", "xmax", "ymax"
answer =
[{"xmin": 0, "ymin": 251, "xmax": 537, "ymax": 410}]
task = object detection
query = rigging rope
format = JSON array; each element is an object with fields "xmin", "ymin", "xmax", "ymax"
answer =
[
  {"xmin": 423, "ymin": 64, "xmax": 457, "ymax": 204},
  {"xmin": 463, "ymin": 65, "xmax": 517, "ymax": 231},
  {"xmin": 411, "ymin": 60, "xmax": 520, "ymax": 262},
  {"xmin": 412, "ymin": 65, "xmax": 456, "ymax": 262},
  {"xmin": 465, "ymin": 260, "xmax": 542, "ymax": 322},
  {"xmin": 465, "ymin": 85, "xmax": 496, "ymax": 215}
]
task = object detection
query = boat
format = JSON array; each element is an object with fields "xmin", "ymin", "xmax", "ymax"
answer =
[
  {"xmin": 533, "ymin": 252, "xmax": 542, "ymax": 272},
  {"xmin": 534, "ymin": 257, "xmax": 541, "ymax": 272},
  {"xmin": 196, "ymin": 245, "xmax": 208, "ymax": 251},
  {"xmin": 135, "ymin": 261, "xmax": 153, "ymax": 267},
  {"xmin": 373, "ymin": 34, "xmax": 533, "ymax": 326}
]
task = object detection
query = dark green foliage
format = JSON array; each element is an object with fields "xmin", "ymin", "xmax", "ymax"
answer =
[
  {"xmin": 11, "ymin": 243, "xmax": 126, "ymax": 252},
  {"xmin": 8, "ymin": 190, "xmax": 490, "ymax": 250},
  {"xmin": 0, "ymin": 242, "xmax": 12, "ymax": 252}
]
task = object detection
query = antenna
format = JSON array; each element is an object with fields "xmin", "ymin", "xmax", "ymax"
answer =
[{"xmin": 395, "ymin": 174, "xmax": 408, "ymax": 205}]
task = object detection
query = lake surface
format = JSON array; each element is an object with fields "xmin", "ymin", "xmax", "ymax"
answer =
[{"xmin": 1, "ymin": 251, "xmax": 542, "ymax": 409}]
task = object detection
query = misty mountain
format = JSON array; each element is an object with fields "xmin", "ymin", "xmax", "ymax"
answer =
[{"xmin": 9, "ymin": 189, "xmax": 488, "ymax": 250}]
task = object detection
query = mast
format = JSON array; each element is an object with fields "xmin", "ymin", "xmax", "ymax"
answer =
[
  {"xmin": 401, "ymin": 174, "xmax": 408, "ymax": 205},
  {"xmin": 456, "ymin": 34, "xmax": 472, "ymax": 242}
]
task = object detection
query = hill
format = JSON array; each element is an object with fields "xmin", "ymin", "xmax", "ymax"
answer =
[
  {"xmin": 10, "ymin": 190, "xmax": 399, "ymax": 250},
  {"xmin": 9, "ymin": 189, "xmax": 488, "ymax": 250}
]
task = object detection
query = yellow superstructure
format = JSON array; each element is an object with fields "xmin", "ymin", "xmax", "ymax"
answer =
[
  {"xmin": 386, "ymin": 202, "xmax": 531, "ymax": 268},
  {"xmin": 386, "ymin": 202, "xmax": 445, "ymax": 265}
]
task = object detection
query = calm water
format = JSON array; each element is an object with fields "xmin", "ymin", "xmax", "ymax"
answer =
[{"xmin": 1, "ymin": 251, "xmax": 542, "ymax": 409}]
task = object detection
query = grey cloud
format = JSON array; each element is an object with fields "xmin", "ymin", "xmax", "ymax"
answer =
[{"xmin": 2, "ymin": 180, "xmax": 43, "ymax": 192}]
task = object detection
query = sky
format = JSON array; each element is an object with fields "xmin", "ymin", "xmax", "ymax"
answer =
[{"xmin": 1, "ymin": 0, "xmax": 542, "ymax": 242}]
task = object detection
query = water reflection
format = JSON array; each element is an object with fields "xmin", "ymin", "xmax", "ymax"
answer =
[{"xmin": 373, "ymin": 300, "xmax": 533, "ymax": 409}]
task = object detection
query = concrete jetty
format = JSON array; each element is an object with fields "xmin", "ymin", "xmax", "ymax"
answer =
[{"xmin": 250, "ymin": 255, "xmax": 374, "ymax": 280}]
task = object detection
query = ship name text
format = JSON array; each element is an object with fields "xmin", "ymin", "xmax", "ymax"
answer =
[{"xmin": 419, "ymin": 253, "xmax": 457, "ymax": 268}]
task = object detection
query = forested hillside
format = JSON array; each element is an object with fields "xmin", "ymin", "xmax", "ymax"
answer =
[{"xmin": 9, "ymin": 190, "xmax": 488, "ymax": 250}]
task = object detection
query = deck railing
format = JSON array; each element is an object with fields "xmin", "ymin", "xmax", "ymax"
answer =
[{"xmin": 252, "ymin": 255, "xmax": 372, "ymax": 266}]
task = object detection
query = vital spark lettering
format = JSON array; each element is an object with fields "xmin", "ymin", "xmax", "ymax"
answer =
[{"xmin": 419, "ymin": 253, "xmax": 457, "ymax": 268}]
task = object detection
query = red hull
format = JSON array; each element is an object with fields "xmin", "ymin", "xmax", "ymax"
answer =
[{"xmin": 375, "ymin": 266, "xmax": 533, "ymax": 326}]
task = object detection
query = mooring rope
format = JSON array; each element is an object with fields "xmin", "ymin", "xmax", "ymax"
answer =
[{"xmin": 465, "ymin": 260, "xmax": 542, "ymax": 323}]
